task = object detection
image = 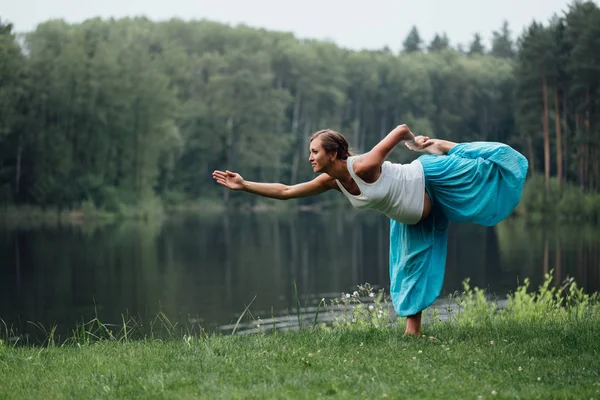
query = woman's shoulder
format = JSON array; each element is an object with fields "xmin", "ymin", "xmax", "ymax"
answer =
[{"xmin": 315, "ymin": 173, "xmax": 340, "ymax": 190}]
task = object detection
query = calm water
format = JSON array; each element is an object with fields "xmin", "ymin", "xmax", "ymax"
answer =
[{"xmin": 1, "ymin": 210, "xmax": 599, "ymax": 340}]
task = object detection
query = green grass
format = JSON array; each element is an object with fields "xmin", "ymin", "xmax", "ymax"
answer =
[
  {"xmin": 1, "ymin": 322, "xmax": 599, "ymax": 399},
  {"xmin": 1, "ymin": 275, "xmax": 599, "ymax": 399}
]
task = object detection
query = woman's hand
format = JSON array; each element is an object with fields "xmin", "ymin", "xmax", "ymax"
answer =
[
  {"xmin": 393, "ymin": 124, "xmax": 415, "ymax": 142},
  {"xmin": 405, "ymin": 136, "xmax": 444, "ymax": 155},
  {"xmin": 212, "ymin": 170, "xmax": 245, "ymax": 190}
]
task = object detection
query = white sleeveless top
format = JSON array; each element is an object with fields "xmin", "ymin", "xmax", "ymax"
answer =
[{"xmin": 336, "ymin": 156, "xmax": 425, "ymax": 225}]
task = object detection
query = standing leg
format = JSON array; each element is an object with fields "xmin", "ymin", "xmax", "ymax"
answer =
[
  {"xmin": 405, "ymin": 312, "xmax": 422, "ymax": 336},
  {"xmin": 389, "ymin": 204, "xmax": 448, "ymax": 338}
]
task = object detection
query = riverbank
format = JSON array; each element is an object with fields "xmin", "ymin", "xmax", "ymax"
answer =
[
  {"xmin": 0, "ymin": 198, "xmax": 309, "ymax": 226},
  {"xmin": 1, "ymin": 276, "xmax": 599, "ymax": 399},
  {"xmin": 0, "ymin": 198, "xmax": 223, "ymax": 227}
]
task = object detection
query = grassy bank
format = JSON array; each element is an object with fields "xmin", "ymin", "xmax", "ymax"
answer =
[
  {"xmin": 1, "ymin": 321, "xmax": 599, "ymax": 399},
  {"xmin": 1, "ymin": 275, "xmax": 599, "ymax": 399},
  {"xmin": 517, "ymin": 174, "xmax": 600, "ymax": 224},
  {"xmin": 0, "ymin": 198, "xmax": 213, "ymax": 226}
]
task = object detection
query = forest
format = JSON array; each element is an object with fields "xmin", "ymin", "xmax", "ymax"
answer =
[{"xmin": 0, "ymin": 1, "xmax": 599, "ymax": 221}]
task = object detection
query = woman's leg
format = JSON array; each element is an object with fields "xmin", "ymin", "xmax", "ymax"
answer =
[
  {"xmin": 432, "ymin": 139, "xmax": 457, "ymax": 155},
  {"xmin": 405, "ymin": 312, "xmax": 422, "ymax": 336},
  {"xmin": 389, "ymin": 204, "xmax": 448, "ymax": 337},
  {"xmin": 419, "ymin": 142, "xmax": 529, "ymax": 226}
]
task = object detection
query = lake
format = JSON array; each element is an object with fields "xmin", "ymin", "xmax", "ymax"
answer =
[{"xmin": 1, "ymin": 210, "xmax": 599, "ymax": 341}]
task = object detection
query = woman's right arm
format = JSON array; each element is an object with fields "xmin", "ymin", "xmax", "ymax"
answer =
[{"xmin": 212, "ymin": 170, "xmax": 336, "ymax": 200}]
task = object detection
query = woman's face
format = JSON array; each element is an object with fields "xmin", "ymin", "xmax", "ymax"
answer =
[{"xmin": 308, "ymin": 137, "xmax": 333, "ymax": 173}]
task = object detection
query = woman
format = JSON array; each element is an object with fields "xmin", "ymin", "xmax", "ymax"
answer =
[{"xmin": 212, "ymin": 124, "xmax": 528, "ymax": 336}]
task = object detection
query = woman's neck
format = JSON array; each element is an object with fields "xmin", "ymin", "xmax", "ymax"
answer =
[{"xmin": 325, "ymin": 160, "xmax": 352, "ymax": 183}]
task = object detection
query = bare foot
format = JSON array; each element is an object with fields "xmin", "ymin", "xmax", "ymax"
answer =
[
  {"xmin": 405, "ymin": 137, "xmax": 444, "ymax": 155},
  {"xmin": 404, "ymin": 313, "xmax": 422, "ymax": 337}
]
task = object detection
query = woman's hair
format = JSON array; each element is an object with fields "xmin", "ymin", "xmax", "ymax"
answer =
[{"xmin": 309, "ymin": 129, "xmax": 355, "ymax": 160}]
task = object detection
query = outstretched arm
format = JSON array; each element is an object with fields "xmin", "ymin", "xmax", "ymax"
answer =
[{"xmin": 212, "ymin": 170, "xmax": 336, "ymax": 200}]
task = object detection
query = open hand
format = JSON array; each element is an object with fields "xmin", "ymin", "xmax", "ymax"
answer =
[{"xmin": 212, "ymin": 170, "xmax": 245, "ymax": 190}]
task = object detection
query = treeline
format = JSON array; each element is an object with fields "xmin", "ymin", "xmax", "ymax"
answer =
[{"xmin": 0, "ymin": 1, "xmax": 598, "ymax": 213}]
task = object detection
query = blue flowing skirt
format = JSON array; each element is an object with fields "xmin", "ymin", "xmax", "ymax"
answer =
[{"xmin": 389, "ymin": 142, "xmax": 528, "ymax": 317}]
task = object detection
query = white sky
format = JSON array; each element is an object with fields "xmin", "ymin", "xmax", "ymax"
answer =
[{"xmin": 2, "ymin": 0, "xmax": 580, "ymax": 50}]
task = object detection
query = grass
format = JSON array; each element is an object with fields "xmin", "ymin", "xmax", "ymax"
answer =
[
  {"xmin": 1, "ymin": 275, "xmax": 599, "ymax": 399},
  {"xmin": 1, "ymin": 323, "xmax": 599, "ymax": 399}
]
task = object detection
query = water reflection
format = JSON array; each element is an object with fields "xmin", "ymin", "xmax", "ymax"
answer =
[{"xmin": 1, "ymin": 211, "xmax": 598, "ymax": 341}]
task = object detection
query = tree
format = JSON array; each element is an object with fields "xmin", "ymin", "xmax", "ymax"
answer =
[
  {"xmin": 0, "ymin": 19, "xmax": 28, "ymax": 202},
  {"xmin": 515, "ymin": 22, "xmax": 554, "ymax": 194},
  {"xmin": 402, "ymin": 26, "xmax": 423, "ymax": 53},
  {"xmin": 428, "ymin": 33, "xmax": 450, "ymax": 52},
  {"xmin": 1, "ymin": 7, "xmax": 599, "ymax": 212},
  {"xmin": 563, "ymin": 1, "xmax": 600, "ymax": 190},
  {"xmin": 491, "ymin": 21, "xmax": 515, "ymax": 58},
  {"xmin": 468, "ymin": 33, "xmax": 485, "ymax": 56}
]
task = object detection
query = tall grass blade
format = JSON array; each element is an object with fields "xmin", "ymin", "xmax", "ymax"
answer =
[{"xmin": 232, "ymin": 295, "xmax": 257, "ymax": 336}]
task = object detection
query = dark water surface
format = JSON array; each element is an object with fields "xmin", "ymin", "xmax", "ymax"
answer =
[{"xmin": 1, "ymin": 210, "xmax": 599, "ymax": 340}]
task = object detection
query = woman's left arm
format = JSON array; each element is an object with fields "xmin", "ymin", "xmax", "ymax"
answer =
[{"xmin": 353, "ymin": 124, "xmax": 414, "ymax": 175}]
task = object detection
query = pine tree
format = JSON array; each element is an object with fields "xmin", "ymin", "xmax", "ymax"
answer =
[
  {"xmin": 468, "ymin": 33, "xmax": 485, "ymax": 55},
  {"xmin": 428, "ymin": 33, "xmax": 450, "ymax": 52},
  {"xmin": 402, "ymin": 26, "xmax": 423, "ymax": 53},
  {"xmin": 491, "ymin": 21, "xmax": 515, "ymax": 58}
]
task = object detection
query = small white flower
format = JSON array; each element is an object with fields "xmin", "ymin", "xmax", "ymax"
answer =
[
  {"xmin": 412, "ymin": 356, "xmax": 417, "ymax": 360},
  {"xmin": 418, "ymin": 350, "xmax": 423, "ymax": 354},
  {"xmin": 369, "ymin": 292, "xmax": 375, "ymax": 298},
  {"xmin": 321, "ymin": 298, "xmax": 325, "ymax": 303},
  {"xmin": 518, "ymin": 366, "xmax": 523, "ymax": 372},
  {"xmin": 491, "ymin": 390, "xmax": 498, "ymax": 395},
  {"xmin": 490, "ymin": 340, "xmax": 495, "ymax": 345},
  {"xmin": 368, "ymin": 305, "xmax": 374, "ymax": 311},
  {"xmin": 346, "ymin": 293, "xmax": 351, "ymax": 298},
  {"xmin": 537, "ymin": 377, "xmax": 541, "ymax": 381},
  {"xmin": 353, "ymin": 291, "xmax": 359, "ymax": 297}
]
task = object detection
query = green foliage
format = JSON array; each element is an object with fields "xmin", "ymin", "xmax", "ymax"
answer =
[
  {"xmin": 491, "ymin": 21, "xmax": 516, "ymax": 59},
  {"xmin": 428, "ymin": 33, "xmax": 450, "ymax": 53},
  {"xmin": 326, "ymin": 283, "xmax": 393, "ymax": 330},
  {"xmin": 519, "ymin": 174, "xmax": 600, "ymax": 223},
  {"xmin": 448, "ymin": 278, "xmax": 499, "ymax": 327},
  {"xmin": 468, "ymin": 33, "xmax": 485, "ymax": 56},
  {"xmin": 439, "ymin": 271, "xmax": 600, "ymax": 330},
  {"xmin": 0, "ymin": 1, "xmax": 599, "ymax": 214},
  {"xmin": 402, "ymin": 26, "xmax": 423, "ymax": 53}
]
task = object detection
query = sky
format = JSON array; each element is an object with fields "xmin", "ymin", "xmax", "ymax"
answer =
[{"xmin": 3, "ymin": 0, "xmax": 579, "ymax": 50}]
